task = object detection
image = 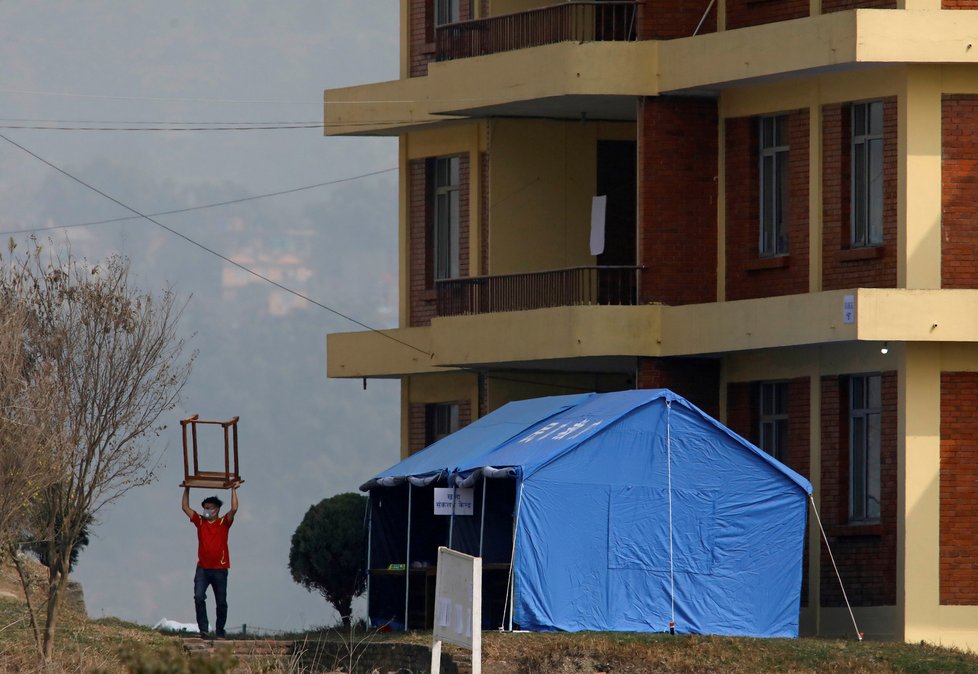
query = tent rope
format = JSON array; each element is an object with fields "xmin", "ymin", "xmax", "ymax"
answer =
[
  {"xmin": 501, "ymin": 478, "xmax": 525, "ymax": 631},
  {"xmin": 809, "ymin": 494, "xmax": 864, "ymax": 641},
  {"xmin": 666, "ymin": 400, "xmax": 676, "ymax": 633}
]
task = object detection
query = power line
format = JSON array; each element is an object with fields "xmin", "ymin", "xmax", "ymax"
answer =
[
  {"xmin": 0, "ymin": 132, "xmax": 432, "ymax": 359},
  {"xmin": 0, "ymin": 88, "xmax": 320, "ymax": 105},
  {"xmin": 0, "ymin": 118, "xmax": 321, "ymax": 125},
  {"xmin": 0, "ymin": 124, "xmax": 321, "ymax": 131},
  {"xmin": 0, "ymin": 168, "xmax": 398, "ymax": 236}
]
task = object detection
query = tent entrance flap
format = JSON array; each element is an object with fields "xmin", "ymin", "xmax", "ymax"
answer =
[{"xmin": 366, "ymin": 476, "xmax": 517, "ymax": 631}]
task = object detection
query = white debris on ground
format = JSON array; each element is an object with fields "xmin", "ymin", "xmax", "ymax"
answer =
[{"xmin": 152, "ymin": 618, "xmax": 199, "ymax": 633}]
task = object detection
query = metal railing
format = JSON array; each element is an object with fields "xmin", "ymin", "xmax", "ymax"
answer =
[
  {"xmin": 436, "ymin": 1, "xmax": 638, "ymax": 62},
  {"xmin": 435, "ymin": 265, "xmax": 642, "ymax": 316}
]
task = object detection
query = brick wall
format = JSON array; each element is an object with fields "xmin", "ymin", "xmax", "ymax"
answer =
[
  {"xmin": 944, "ymin": 0, "xmax": 978, "ymax": 8},
  {"xmin": 940, "ymin": 372, "xmax": 978, "ymax": 605},
  {"xmin": 725, "ymin": 110, "xmax": 809, "ymax": 301},
  {"xmin": 725, "ymin": 0, "xmax": 808, "ymax": 30},
  {"xmin": 726, "ymin": 382, "xmax": 756, "ymax": 442},
  {"xmin": 943, "ymin": 95, "xmax": 978, "ymax": 288},
  {"xmin": 638, "ymin": 357, "xmax": 720, "ymax": 419},
  {"xmin": 821, "ymin": 98, "xmax": 898, "ymax": 290},
  {"xmin": 407, "ymin": 400, "xmax": 474, "ymax": 455},
  {"xmin": 408, "ymin": 155, "xmax": 470, "ymax": 327},
  {"xmin": 409, "ymin": 0, "xmax": 434, "ymax": 78},
  {"xmin": 818, "ymin": 372, "xmax": 897, "ymax": 607},
  {"xmin": 638, "ymin": 97, "xmax": 718, "ymax": 306},
  {"xmin": 638, "ymin": 0, "xmax": 716, "ymax": 39},
  {"xmin": 409, "ymin": 0, "xmax": 474, "ymax": 77},
  {"xmin": 822, "ymin": 0, "xmax": 896, "ymax": 10}
]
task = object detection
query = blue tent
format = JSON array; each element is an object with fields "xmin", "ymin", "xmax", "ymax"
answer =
[{"xmin": 362, "ymin": 389, "xmax": 812, "ymax": 638}]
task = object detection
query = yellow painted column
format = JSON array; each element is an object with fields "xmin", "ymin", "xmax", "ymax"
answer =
[
  {"xmin": 898, "ymin": 66, "xmax": 942, "ymax": 289},
  {"xmin": 716, "ymin": 0, "xmax": 726, "ymax": 31},
  {"xmin": 810, "ymin": 0, "xmax": 820, "ymax": 17},
  {"xmin": 806, "ymin": 364, "xmax": 822, "ymax": 636},
  {"xmin": 899, "ymin": 342, "xmax": 941, "ymax": 642},
  {"xmin": 401, "ymin": 377, "xmax": 412, "ymax": 460},
  {"xmin": 400, "ymin": 0, "xmax": 410, "ymax": 80}
]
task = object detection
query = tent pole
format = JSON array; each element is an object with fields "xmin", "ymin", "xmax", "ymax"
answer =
[
  {"xmin": 666, "ymin": 400, "xmax": 676, "ymax": 634},
  {"xmin": 502, "ymin": 478, "xmax": 524, "ymax": 632},
  {"xmin": 479, "ymin": 474, "xmax": 487, "ymax": 558},
  {"xmin": 449, "ymin": 482, "xmax": 456, "ymax": 549},
  {"xmin": 404, "ymin": 483, "xmax": 412, "ymax": 631},
  {"xmin": 366, "ymin": 493, "xmax": 372, "ymax": 622}
]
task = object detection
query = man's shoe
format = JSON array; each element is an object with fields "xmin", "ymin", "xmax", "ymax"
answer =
[
  {"xmin": 199, "ymin": 632, "xmax": 210, "ymax": 640},
  {"xmin": 215, "ymin": 631, "xmax": 227, "ymax": 640}
]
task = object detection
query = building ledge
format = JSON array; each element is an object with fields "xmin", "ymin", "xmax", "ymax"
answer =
[
  {"xmin": 327, "ymin": 288, "xmax": 978, "ymax": 378},
  {"xmin": 325, "ymin": 10, "xmax": 978, "ymax": 136}
]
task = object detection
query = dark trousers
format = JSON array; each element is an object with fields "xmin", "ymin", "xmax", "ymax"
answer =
[{"xmin": 193, "ymin": 566, "xmax": 228, "ymax": 635}]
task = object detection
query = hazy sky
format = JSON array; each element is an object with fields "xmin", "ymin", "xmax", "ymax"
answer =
[{"xmin": 0, "ymin": 1, "xmax": 404, "ymax": 631}]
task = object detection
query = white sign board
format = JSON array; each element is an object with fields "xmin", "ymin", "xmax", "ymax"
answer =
[
  {"xmin": 430, "ymin": 547, "xmax": 481, "ymax": 674},
  {"xmin": 433, "ymin": 488, "xmax": 475, "ymax": 516},
  {"xmin": 843, "ymin": 294, "xmax": 855, "ymax": 324}
]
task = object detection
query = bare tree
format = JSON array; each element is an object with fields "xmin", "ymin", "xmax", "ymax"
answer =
[
  {"xmin": 0, "ymin": 239, "xmax": 195, "ymax": 662},
  {"xmin": 0, "ymin": 297, "xmax": 67, "ymax": 549}
]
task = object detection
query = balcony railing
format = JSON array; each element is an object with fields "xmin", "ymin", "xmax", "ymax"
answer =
[
  {"xmin": 436, "ymin": 1, "xmax": 638, "ymax": 62},
  {"xmin": 435, "ymin": 265, "xmax": 642, "ymax": 317}
]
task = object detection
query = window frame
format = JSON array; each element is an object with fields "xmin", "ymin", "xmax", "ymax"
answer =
[
  {"xmin": 435, "ymin": 0, "xmax": 459, "ymax": 26},
  {"xmin": 849, "ymin": 373, "xmax": 882, "ymax": 523},
  {"xmin": 758, "ymin": 114, "xmax": 790, "ymax": 258},
  {"xmin": 850, "ymin": 100, "xmax": 884, "ymax": 248},
  {"xmin": 431, "ymin": 155, "xmax": 461, "ymax": 283},
  {"xmin": 758, "ymin": 381, "xmax": 789, "ymax": 463},
  {"xmin": 425, "ymin": 402, "xmax": 460, "ymax": 446}
]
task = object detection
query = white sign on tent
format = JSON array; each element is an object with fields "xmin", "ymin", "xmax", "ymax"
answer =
[
  {"xmin": 430, "ymin": 547, "xmax": 481, "ymax": 674},
  {"xmin": 433, "ymin": 487, "xmax": 474, "ymax": 515}
]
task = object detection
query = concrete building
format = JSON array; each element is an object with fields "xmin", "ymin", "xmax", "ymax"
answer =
[{"xmin": 325, "ymin": 0, "xmax": 978, "ymax": 647}]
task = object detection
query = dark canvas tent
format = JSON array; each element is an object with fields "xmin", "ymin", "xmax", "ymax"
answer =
[{"xmin": 361, "ymin": 389, "xmax": 812, "ymax": 638}]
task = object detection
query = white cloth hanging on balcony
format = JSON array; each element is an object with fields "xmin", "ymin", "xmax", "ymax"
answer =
[{"xmin": 590, "ymin": 195, "xmax": 607, "ymax": 256}]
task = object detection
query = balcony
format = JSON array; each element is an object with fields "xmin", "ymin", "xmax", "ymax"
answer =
[
  {"xmin": 436, "ymin": 1, "xmax": 638, "ymax": 62},
  {"xmin": 435, "ymin": 265, "xmax": 642, "ymax": 317}
]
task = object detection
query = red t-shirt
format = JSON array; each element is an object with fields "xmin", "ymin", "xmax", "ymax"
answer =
[{"xmin": 190, "ymin": 512, "xmax": 233, "ymax": 569}]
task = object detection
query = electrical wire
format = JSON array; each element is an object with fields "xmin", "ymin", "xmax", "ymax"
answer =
[
  {"xmin": 0, "ymin": 88, "xmax": 320, "ymax": 104},
  {"xmin": 0, "ymin": 168, "xmax": 397, "ymax": 236},
  {"xmin": 0, "ymin": 124, "xmax": 321, "ymax": 131},
  {"xmin": 0, "ymin": 132, "xmax": 432, "ymax": 359}
]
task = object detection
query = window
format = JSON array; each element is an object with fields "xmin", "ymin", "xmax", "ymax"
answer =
[
  {"xmin": 759, "ymin": 382, "xmax": 788, "ymax": 462},
  {"xmin": 435, "ymin": 0, "xmax": 459, "ymax": 25},
  {"xmin": 851, "ymin": 101, "xmax": 884, "ymax": 247},
  {"xmin": 759, "ymin": 115, "xmax": 789, "ymax": 257},
  {"xmin": 432, "ymin": 156, "xmax": 460, "ymax": 281},
  {"xmin": 849, "ymin": 374, "xmax": 881, "ymax": 522},
  {"xmin": 425, "ymin": 403, "xmax": 459, "ymax": 446}
]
